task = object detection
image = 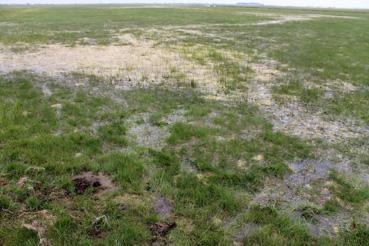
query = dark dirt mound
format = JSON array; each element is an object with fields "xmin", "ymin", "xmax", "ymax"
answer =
[
  {"xmin": 72, "ymin": 172, "xmax": 115, "ymax": 194},
  {"xmin": 149, "ymin": 222, "xmax": 176, "ymax": 237}
]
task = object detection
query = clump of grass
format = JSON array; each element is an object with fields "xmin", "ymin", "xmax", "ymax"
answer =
[
  {"xmin": 150, "ymin": 149, "xmax": 177, "ymax": 168},
  {"xmin": 329, "ymin": 171, "xmax": 369, "ymax": 204},
  {"xmin": 300, "ymin": 88, "xmax": 323, "ymax": 104},
  {"xmin": 26, "ymin": 195, "xmax": 42, "ymax": 211},
  {"xmin": 149, "ymin": 149, "xmax": 180, "ymax": 182},
  {"xmin": 167, "ymin": 123, "xmax": 210, "ymax": 144},
  {"xmin": 190, "ymin": 79, "xmax": 196, "ymax": 88},
  {"xmin": 323, "ymin": 199, "xmax": 341, "ymax": 214},
  {"xmin": 326, "ymin": 91, "xmax": 369, "ymax": 124},
  {"xmin": 210, "ymin": 162, "xmax": 289, "ymax": 192},
  {"xmin": 175, "ymin": 173, "xmax": 240, "ymax": 213},
  {"xmin": 0, "ymin": 195, "xmax": 11, "ymax": 210},
  {"xmin": 149, "ymin": 112, "xmax": 166, "ymax": 126},
  {"xmin": 243, "ymin": 206, "xmax": 323, "ymax": 245},
  {"xmin": 273, "ymin": 79, "xmax": 324, "ymax": 105},
  {"xmin": 295, "ymin": 205, "xmax": 321, "ymax": 222},
  {"xmin": 98, "ymin": 152, "xmax": 145, "ymax": 192},
  {"xmin": 340, "ymin": 223, "xmax": 369, "ymax": 246},
  {"xmin": 210, "ymin": 168, "xmax": 263, "ymax": 192},
  {"xmin": 0, "ymin": 226, "xmax": 39, "ymax": 246},
  {"xmin": 98, "ymin": 121, "xmax": 127, "ymax": 145},
  {"xmin": 273, "ymin": 79, "xmax": 303, "ymax": 95},
  {"xmin": 5, "ymin": 162, "xmax": 27, "ymax": 179},
  {"xmin": 102, "ymin": 220, "xmax": 150, "ymax": 245}
]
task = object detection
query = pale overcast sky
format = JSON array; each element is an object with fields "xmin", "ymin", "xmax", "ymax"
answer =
[{"xmin": 1, "ymin": 0, "xmax": 369, "ymax": 9}]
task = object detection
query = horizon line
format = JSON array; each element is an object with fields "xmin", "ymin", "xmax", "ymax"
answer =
[{"xmin": 0, "ymin": 3, "xmax": 369, "ymax": 10}]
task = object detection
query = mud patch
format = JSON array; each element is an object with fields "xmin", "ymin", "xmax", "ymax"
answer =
[
  {"xmin": 72, "ymin": 171, "xmax": 115, "ymax": 194},
  {"xmin": 154, "ymin": 195, "xmax": 173, "ymax": 219}
]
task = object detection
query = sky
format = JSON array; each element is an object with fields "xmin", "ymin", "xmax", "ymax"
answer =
[{"xmin": 1, "ymin": 0, "xmax": 369, "ymax": 9}]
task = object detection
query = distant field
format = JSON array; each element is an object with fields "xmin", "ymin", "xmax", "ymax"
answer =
[{"xmin": 0, "ymin": 5, "xmax": 368, "ymax": 245}]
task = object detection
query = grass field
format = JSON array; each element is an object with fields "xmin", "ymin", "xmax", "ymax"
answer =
[{"xmin": 0, "ymin": 5, "xmax": 369, "ymax": 245}]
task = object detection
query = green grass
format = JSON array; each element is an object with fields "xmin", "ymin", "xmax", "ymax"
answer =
[
  {"xmin": 341, "ymin": 223, "xmax": 369, "ymax": 246},
  {"xmin": 98, "ymin": 152, "xmax": 145, "ymax": 192},
  {"xmin": 243, "ymin": 206, "xmax": 323, "ymax": 245},
  {"xmin": 322, "ymin": 199, "xmax": 341, "ymax": 214},
  {"xmin": 0, "ymin": 76, "xmax": 314, "ymax": 245},
  {"xmin": 325, "ymin": 91, "xmax": 369, "ymax": 124},
  {"xmin": 329, "ymin": 171, "xmax": 369, "ymax": 205},
  {"xmin": 0, "ymin": 6, "xmax": 264, "ymax": 45},
  {"xmin": 243, "ymin": 206, "xmax": 369, "ymax": 245},
  {"xmin": 168, "ymin": 123, "xmax": 210, "ymax": 144}
]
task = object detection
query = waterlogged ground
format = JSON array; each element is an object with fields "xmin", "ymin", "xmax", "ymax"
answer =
[{"xmin": 0, "ymin": 5, "xmax": 369, "ymax": 246}]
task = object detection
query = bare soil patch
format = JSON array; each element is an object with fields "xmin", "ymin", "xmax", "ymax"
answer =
[
  {"xmin": 127, "ymin": 110, "xmax": 189, "ymax": 150},
  {"xmin": 239, "ymin": 12, "xmax": 360, "ymax": 26},
  {"xmin": 149, "ymin": 221, "xmax": 176, "ymax": 237},
  {"xmin": 127, "ymin": 113, "xmax": 170, "ymax": 150},
  {"xmin": 0, "ymin": 37, "xmax": 219, "ymax": 94},
  {"xmin": 251, "ymin": 158, "xmax": 369, "ymax": 237},
  {"xmin": 248, "ymin": 60, "xmax": 369, "ymax": 143}
]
